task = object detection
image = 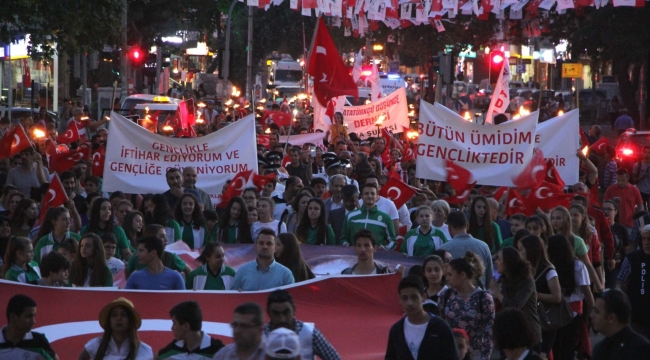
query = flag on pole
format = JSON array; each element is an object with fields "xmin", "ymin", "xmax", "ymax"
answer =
[
  {"xmin": 351, "ymin": 49, "xmax": 364, "ymax": 82},
  {"xmin": 485, "ymin": 61, "xmax": 511, "ymax": 124},
  {"xmin": 308, "ymin": 17, "xmax": 358, "ymax": 107}
]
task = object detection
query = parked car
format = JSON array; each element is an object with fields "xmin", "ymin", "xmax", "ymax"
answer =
[{"xmin": 615, "ymin": 128, "xmax": 650, "ymax": 174}]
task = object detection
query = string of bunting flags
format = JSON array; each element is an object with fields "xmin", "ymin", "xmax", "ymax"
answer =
[{"xmin": 243, "ymin": 0, "xmax": 646, "ymax": 33}]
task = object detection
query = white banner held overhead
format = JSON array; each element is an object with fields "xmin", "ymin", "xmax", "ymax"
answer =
[
  {"xmin": 280, "ymin": 132, "xmax": 327, "ymax": 146},
  {"xmin": 313, "ymin": 87, "xmax": 409, "ymax": 138},
  {"xmin": 535, "ymin": 109, "xmax": 580, "ymax": 186},
  {"xmin": 104, "ymin": 112, "xmax": 258, "ymax": 200},
  {"xmin": 416, "ymin": 102, "xmax": 539, "ymax": 187}
]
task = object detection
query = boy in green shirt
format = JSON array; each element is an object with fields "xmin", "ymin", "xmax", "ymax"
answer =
[{"xmin": 501, "ymin": 213, "xmax": 526, "ymax": 248}]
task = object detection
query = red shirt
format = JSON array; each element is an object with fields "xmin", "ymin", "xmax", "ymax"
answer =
[{"xmin": 604, "ymin": 183, "xmax": 643, "ymax": 227}]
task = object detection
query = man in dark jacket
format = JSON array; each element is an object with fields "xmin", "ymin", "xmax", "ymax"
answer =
[
  {"xmin": 385, "ymin": 276, "xmax": 459, "ymax": 360},
  {"xmin": 591, "ymin": 289, "xmax": 650, "ymax": 360}
]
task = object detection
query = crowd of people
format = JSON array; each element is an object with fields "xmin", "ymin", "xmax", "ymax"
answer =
[{"xmin": 1, "ymin": 99, "xmax": 650, "ymax": 360}]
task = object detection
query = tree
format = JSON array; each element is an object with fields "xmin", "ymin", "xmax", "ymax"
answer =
[{"xmin": 546, "ymin": 7, "xmax": 650, "ymax": 127}]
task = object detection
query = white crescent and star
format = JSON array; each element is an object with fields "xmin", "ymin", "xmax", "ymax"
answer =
[
  {"xmin": 47, "ymin": 189, "xmax": 56, "ymax": 203},
  {"xmin": 316, "ymin": 46, "xmax": 327, "ymax": 55},
  {"xmin": 64, "ymin": 130, "xmax": 73, "ymax": 139},
  {"xmin": 535, "ymin": 186, "xmax": 553, "ymax": 199},
  {"xmin": 531, "ymin": 164, "xmax": 545, "ymax": 182},
  {"xmin": 13, "ymin": 134, "xmax": 20, "ymax": 147}
]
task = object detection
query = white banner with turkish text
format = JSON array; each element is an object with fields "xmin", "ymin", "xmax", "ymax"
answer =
[
  {"xmin": 534, "ymin": 109, "xmax": 580, "ymax": 185},
  {"xmin": 313, "ymin": 87, "xmax": 409, "ymax": 139},
  {"xmin": 415, "ymin": 102, "xmax": 539, "ymax": 186},
  {"xmin": 103, "ymin": 112, "xmax": 258, "ymax": 200}
]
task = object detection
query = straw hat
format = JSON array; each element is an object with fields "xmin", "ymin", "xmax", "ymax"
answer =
[{"xmin": 98, "ymin": 297, "xmax": 142, "ymax": 330}]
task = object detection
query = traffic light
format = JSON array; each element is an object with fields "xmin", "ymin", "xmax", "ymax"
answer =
[
  {"xmin": 430, "ymin": 56, "xmax": 440, "ymax": 73},
  {"xmin": 489, "ymin": 50, "xmax": 505, "ymax": 86},
  {"xmin": 128, "ymin": 47, "xmax": 144, "ymax": 67}
]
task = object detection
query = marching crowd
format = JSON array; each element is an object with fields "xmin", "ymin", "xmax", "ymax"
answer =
[{"xmin": 1, "ymin": 104, "xmax": 650, "ymax": 360}]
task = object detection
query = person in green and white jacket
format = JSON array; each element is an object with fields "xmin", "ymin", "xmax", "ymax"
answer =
[
  {"xmin": 401, "ymin": 205, "xmax": 448, "ymax": 256},
  {"xmin": 146, "ymin": 194, "xmax": 182, "ymax": 244},
  {"xmin": 33, "ymin": 207, "xmax": 80, "ymax": 264},
  {"xmin": 340, "ymin": 183, "xmax": 396, "ymax": 248},
  {"xmin": 3, "ymin": 237, "xmax": 40, "ymax": 284},
  {"xmin": 173, "ymin": 194, "xmax": 206, "ymax": 250},
  {"xmin": 186, "ymin": 243, "xmax": 236, "ymax": 290}
]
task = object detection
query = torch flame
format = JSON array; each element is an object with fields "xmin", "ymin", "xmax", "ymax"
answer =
[
  {"xmin": 581, "ymin": 146, "xmax": 589, "ymax": 157},
  {"xmin": 33, "ymin": 128, "xmax": 45, "ymax": 138}
]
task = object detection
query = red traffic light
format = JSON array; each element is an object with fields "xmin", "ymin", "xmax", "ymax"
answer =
[
  {"xmin": 129, "ymin": 47, "xmax": 143, "ymax": 65},
  {"xmin": 491, "ymin": 51, "xmax": 504, "ymax": 64},
  {"xmin": 132, "ymin": 49, "xmax": 141, "ymax": 60}
]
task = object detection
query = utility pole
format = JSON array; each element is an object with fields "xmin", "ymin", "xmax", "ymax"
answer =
[
  {"xmin": 120, "ymin": 0, "xmax": 128, "ymax": 101},
  {"xmin": 223, "ymin": 0, "xmax": 239, "ymax": 101},
  {"xmin": 246, "ymin": 5, "xmax": 253, "ymax": 101}
]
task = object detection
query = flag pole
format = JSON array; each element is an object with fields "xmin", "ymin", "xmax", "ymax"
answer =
[{"xmin": 305, "ymin": 16, "xmax": 322, "ymax": 88}]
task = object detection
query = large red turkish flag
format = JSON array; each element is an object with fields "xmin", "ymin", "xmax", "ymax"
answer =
[
  {"xmin": 379, "ymin": 177, "xmax": 418, "ymax": 209},
  {"xmin": 308, "ymin": 17, "xmax": 358, "ymax": 107},
  {"xmin": 511, "ymin": 149, "xmax": 546, "ymax": 190},
  {"xmin": 218, "ymin": 170, "xmax": 254, "ymax": 208},
  {"xmin": 445, "ymin": 160, "xmax": 474, "ymax": 191},
  {"xmin": 56, "ymin": 123, "xmax": 80, "ymax": 144}
]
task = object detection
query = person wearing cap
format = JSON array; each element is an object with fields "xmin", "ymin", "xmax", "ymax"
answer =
[
  {"xmin": 1, "ymin": 294, "xmax": 58, "ymax": 360},
  {"xmin": 213, "ymin": 302, "xmax": 266, "ymax": 360},
  {"xmin": 604, "ymin": 168, "xmax": 644, "ymax": 231},
  {"xmin": 613, "ymin": 108, "xmax": 635, "ymax": 135},
  {"xmin": 230, "ymin": 228, "xmax": 294, "ymax": 291},
  {"xmin": 341, "ymin": 183, "xmax": 396, "ymax": 248},
  {"xmin": 618, "ymin": 224, "xmax": 650, "ymax": 338},
  {"xmin": 264, "ymin": 290, "xmax": 340, "ymax": 360},
  {"xmin": 385, "ymin": 276, "xmax": 459, "ymax": 360},
  {"xmin": 182, "ymin": 167, "xmax": 214, "ymax": 211},
  {"xmin": 79, "ymin": 297, "xmax": 153, "ymax": 360},
  {"xmin": 265, "ymin": 328, "xmax": 301, "ymax": 360},
  {"xmin": 158, "ymin": 301, "xmax": 224, "ymax": 359},
  {"xmin": 125, "ymin": 235, "xmax": 185, "ymax": 290}
]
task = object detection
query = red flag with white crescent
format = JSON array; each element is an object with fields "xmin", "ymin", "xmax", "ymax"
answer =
[
  {"xmin": 446, "ymin": 182, "xmax": 477, "ymax": 205},
  {"xmin": 49, "ymin": 148, "xmax": 86, "ymax": 173},
  {"xmin": 505, "ymin": 188, "xmax": 529, "ymax": 216},
  {"xmin": 56, "ymin": 123, "xmax": 80, "ymax": 144},
  {"xmin": 379, "ymin": 176, "xmax": 418, "ymax": 209},
  {"xmin": 589, "ymin": 136, "xmax": 610, "ymax": 155},
  {"xmin": 511, "ymin": 149, "xmax": 546, "ymax": 190},
  {"xmin": 445, "ymin": 160, "xmax": 474, "ymax": 192},
  {"xmin": 0, "ymin": 124, "xmax": 32, "ymax": 159},
  {"xmin": 92, "ymin": 145, "xmax": 106, "ymax": 177},
  {"xmin": 218, "ymin": 170, "xmax": 254, "ymax": 208},
  {"xmin": 38, "ymin": 173, "xmax": 69, "ymax": 225},
  {"xmin": 544, "ymin": 159, "xmax": 566, "ymax": 190}
]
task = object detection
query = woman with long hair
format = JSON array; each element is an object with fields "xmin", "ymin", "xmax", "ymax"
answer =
[
  {"xmin": 251, "ymin": 197, "xmax": 286, "ymax": 240},
  {"xmin": 490, "ymin": 247, "xmax": 541, "ymax": 351},
  {"xmin": 10, "ymin": 199, "xmax": 37, "ymax": 238},
  {"xmin": 122, "ymin": 211, "xmax": 144, "ymax": 249},
  {"xmin": 3, "ymin": 236, "xmax": 40, "ymax": 283},
  {"xmin": 0, "ymin": 216, "xmax": 12, "ymax": 262},
  {"xmin": 79, "ymin": 297, "xmax": 153, "ymax": 359},
  {"xmin": 431, "ymin": 199, "xmax": 452, "ymax": 240},
  {"xmin": 33, "ymin": 207, "xmax": 80, "ymax": 264},
  {"xmin": 569, "ymin": 204, "xmax": 603, "ymax": 285},
  {"xmin": 519, "ymin": 235, "xmax": 562, "ymax": 359},
  {"xmin": 550, "ymin": 206, "xmax": 602, "ymax": 290},
  {"xmin": 173, "ymin": 193, "xmax": 206, "ymax": 249},
  {"xmin": 368, "ymin": 158, "xmax": 382, "ymax": 177},
  {"xmin": 81, "ymin": 198, "xmax": 132, "ymax": 261},
  {"xmin": 7, "ymin": 192, "xmax": 24, "ymax": 220},
  {"xmin": 284, "ymin": 192, "xmax": 312, "ymax": 234},
  {"xmin": 422, "ymin": 255, "xmax": 448, "ymax": 314},
  {"xmin": 69, "ymin": 233, "xmax": 113, "ymax": 287},
  {"xmin": 439, "ymin": 251, "xmax": 495, "ymax": 360},
  {"xmin": 295, "ymin": 198, "xmax": 335, "ymax": 245},
  {"xmin": 115, "ymin": 199, "xmax": 133, "ymax": 227},
  {"xmin": 525, "ymin": 215, "xmax": 553, "ymax": 244},
  {"xmin": 216, "ymin": 197, "xmax": 252, "ymax": 244},
  {"xmin": 547, "ymin": 234, "xmax": 594, "ymax": 360},
  {"xmin": 186, "ymin": 242, "xmax": 236, "ymax": 290},
  {"xmin": 275, "ymin": 233, "xmax": 315, "ymax": 282},
  {"xmin": 144, "ymin": 194, "xmax": 181, "ymax": 243},
  {"xmin": 468, "ymin": 196, "xmax": 502, "ymax": 253},
  {"xmin": 124, "ymin": 224, "xmax": 191, "ymax": 280}
]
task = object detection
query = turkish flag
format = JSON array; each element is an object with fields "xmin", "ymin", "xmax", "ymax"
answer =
[
  {"xmin": 0, "ymin": 125, "xmax": 32, "ymax": 159},
  {"xmin": 308, "ymin": 17, "xmax": 358, "ymax": 107},
  {"xmin": 544, "ymin": 159, "xmax": 566, "ymax": 190},
  {"xmin": 381, "ymin": 128, "xmax": 393, "ymax": 145},
  {"xmin": 512, "ymin": 149, "xmax": 546, "ymax": 190},
  {"xmin": 91, "ymin": 145, "xmax": 106, "ymax": 177},
  {"xmin": 402, "ymin": 147, "xmax": 416, "ymax": 162},
  {"xmin": 589, "ymin": 137, "xmax": 610, "ymax": 155},
  {"xmin": 77, "ymin": 142, "xmax": 93, "ymax": 160},
  {"xmin": 282, "ymin": 154, "xmax": 291, "ymax": 168},
  {"xmin": 445, "ymin": 160, "xmax": 474, "ymax": 192},
  {"xmin": 49, "ymin": 148, "xmax": 86, "ymax": 173},
  {"xmin": 38, "ymin": 173, "xmax": 69, "ymax": 225},
  {"xmin": 446, "ymin": 182, "xmax": 477, "ymax": 205},
  {"xmin": 252, "ymin": 172, "xmax": 276, "ymax": 192},
  {"xmin": 262, "ymin": 110, "xmax": 293, "ymax": 127},
  {"xmin": 257, "ymin": 134, "xmax": 270, "ymax": 148},
  {"xmin": 505, "ymin": 189, "xmax": 529, "ymax": 216},
  {"xmin": 56, "ymin": 123, "xmax": 80, "ymax": 144},
  {"xmin": 382, "ymin": 149, "xmax": 392, "ymax": 169},
  {"xmin": 179, "ymin": 99, "xmax": 196, "ymax": 129},
  {"xmin": 525, "ymin": 182, "xmax": 572, "ymax": 213},
  {"xmin": 492, "ymin": 186, "xmax": 509, "ymax": 202},
  {"xmin": 218, "ymin": 170, "xmax": 254, "ymax": 208},
  {"xmin": 379, "ymin": 177, "xmax": 418, "ymax": 209}
]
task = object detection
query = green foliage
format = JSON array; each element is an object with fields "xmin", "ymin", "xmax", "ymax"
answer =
[{"xmin": 1, "ymin": 0, "xmax": 123, "ymax": 59}]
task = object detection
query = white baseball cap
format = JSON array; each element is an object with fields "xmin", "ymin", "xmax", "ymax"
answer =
[{"xmin": 265, "ymin": 327, "xmax": 301, "ymax": 359}]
